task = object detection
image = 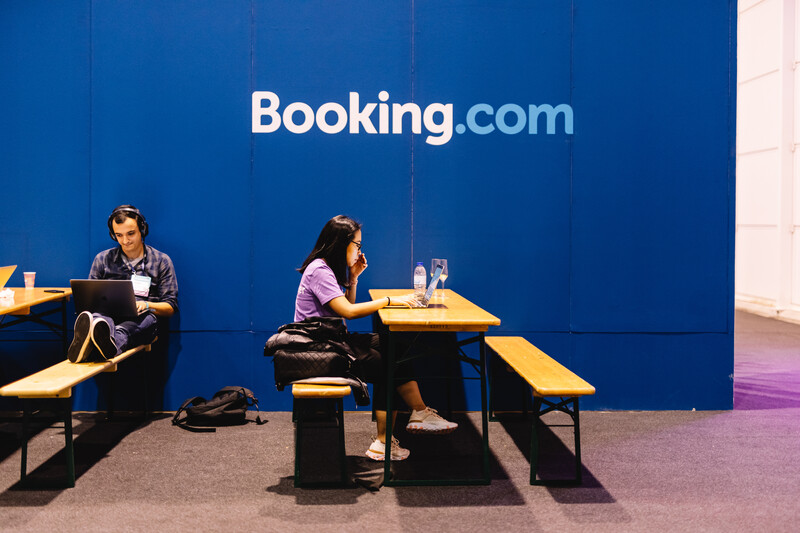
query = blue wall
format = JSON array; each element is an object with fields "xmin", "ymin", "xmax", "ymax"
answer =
[{"xmin": 0, "ymin": 1, "xmax": 736, "ymax": 411}]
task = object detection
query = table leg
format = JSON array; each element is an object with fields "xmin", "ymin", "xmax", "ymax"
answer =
[
  {"xmin": 382, "ymin": 330, "xmax": 491, "ymax": 486},
  {"xmin": 479, "ymin": 332, "xmax": 490, "ymax": 483},
  {"xmin": 383, "ymin": 330, "xmax": 395, "ymax": 483},
  {"xmin": 61, "ymin": 298, "xmax": 68, "ymax": 356}
]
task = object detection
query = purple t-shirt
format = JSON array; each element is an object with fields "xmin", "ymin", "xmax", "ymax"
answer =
[{"xmin": 294, "ymin": 258, "xmax": 344, "ymax": 322}]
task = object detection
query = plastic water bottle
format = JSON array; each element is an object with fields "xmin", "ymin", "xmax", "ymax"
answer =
[{"xmin": 414, "ymin": 262, "xmax": 426, "ymax": 298}]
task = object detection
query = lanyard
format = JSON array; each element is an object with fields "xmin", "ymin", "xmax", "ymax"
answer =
[
  {"xmin": 124, "ymin": 249, "xmax": 148, "ymax": 276},
  {"xmin": 125, "ymin": 249, "xmax": 152, "ymax": 298}
]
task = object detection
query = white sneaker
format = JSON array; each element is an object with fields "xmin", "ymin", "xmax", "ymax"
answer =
[
  {"xmin": 365, "ymin": 436, "xmax": 410, "ymax": 461},
  {"xmin": 406, "ymin": 407, "xmax": 458, "ymax": 434}
]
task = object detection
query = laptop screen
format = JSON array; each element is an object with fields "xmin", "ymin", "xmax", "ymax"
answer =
[{"xmin": 424, "ymin": 264, "xmax": 444, "ymax": 302}]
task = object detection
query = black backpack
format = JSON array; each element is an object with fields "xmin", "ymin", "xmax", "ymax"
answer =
[{"xmin": 172, "ymin": 386, "xmax": 266, "ymax": 432}]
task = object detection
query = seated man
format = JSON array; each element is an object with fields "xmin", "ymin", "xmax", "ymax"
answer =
[{"xmin": 68, "ymin": 205, "xmax": 178, "ymax": 362}]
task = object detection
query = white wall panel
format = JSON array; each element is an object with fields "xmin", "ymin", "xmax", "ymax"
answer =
[
  {"xmin": 792, "ymin": 231, "xmax": 800, "ymax": 305},
  {"xmin": 737, "ymin": 0, "xmax": 800, "ymax": 318},
  {"xmin": 737, "ymin": 72, "xmax": 781, "ymax": 153},
  {"xmin": 796, "ymin": 0, "xmax": 800, "ymax": 59},
  {"xmin": 740, "ymin": 0, "xmax": 770, "ymax": 14},
  {"xmin": 736, "ymin": 226, "xmax": 779, "ymax": 300},
  {"xmin": 737, "ymin": 150, "xmax": 780, "ymax": 225},
  {"xmin": 795, "ymin": 66, "xmax": 800, "ymax": 144},
  {"xmin": 794, "ymin": 150, "xmax": 800, "ymax": 226},
  {"xmin": 738, "ymin": 0, "xmax": 781, "ymax": 81}
]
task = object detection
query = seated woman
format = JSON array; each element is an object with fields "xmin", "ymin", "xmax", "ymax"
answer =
[{"xmin": 295, "ymin": 215, "xmax": 457, "ymax": 461}]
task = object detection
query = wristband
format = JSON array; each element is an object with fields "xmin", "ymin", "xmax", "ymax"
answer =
[
  {"xmin": 387, "ymin": 297, "xmax": 391, "ymax": 306},
  {"xmin": 146, "ymin": 301, "xmax": 150, "ymax": 310}
]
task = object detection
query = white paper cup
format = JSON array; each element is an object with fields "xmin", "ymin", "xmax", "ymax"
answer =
[{"xmin": 23, "ymin": 272, "xmax": 36, "ymax": 289}]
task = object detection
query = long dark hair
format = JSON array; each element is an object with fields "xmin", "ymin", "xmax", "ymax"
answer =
[{"xmin": 298, "ymin": 215, "xmax": 362, "ymax": 287}]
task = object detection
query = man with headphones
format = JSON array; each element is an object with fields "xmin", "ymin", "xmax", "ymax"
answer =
[{"xmin": 67, "ymin": 205, "xmax": 178, "ymax": 362}]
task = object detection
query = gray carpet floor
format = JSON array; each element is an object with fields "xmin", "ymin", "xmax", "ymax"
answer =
[{"xmin": 0, "ymin": 310, "xmax": 799, "ymax": 532}]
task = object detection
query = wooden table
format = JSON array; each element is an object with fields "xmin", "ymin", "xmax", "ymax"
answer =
[
  {"xmin": 0, "ymin": 288, "xmax": 73, "ymax": 354},
  {"xmin": 369, "ymin": 289, "xmax": 501, "ymax": 485}
]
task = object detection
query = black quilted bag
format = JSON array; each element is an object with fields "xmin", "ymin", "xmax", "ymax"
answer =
[
  {"xmin": 264, "ymin": 317, "xmax": 356, "ymax": 388},
  {"xmin": 264, "ymin": 317, "xmax": 370, "ymax": 405},
  {"xmin": 269, "ymin": 346, "xmax": 352, "ymax": 386}
]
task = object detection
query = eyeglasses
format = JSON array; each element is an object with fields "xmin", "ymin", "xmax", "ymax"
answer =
[{"xmin": 351, "ymin": 240, "xmax": 362, "ymax": 252}]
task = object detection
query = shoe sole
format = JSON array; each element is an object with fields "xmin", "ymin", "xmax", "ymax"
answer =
[
  {"xmin": 67, "ymin": 312, "xmax": 93, "ymax": 363},
  {"xmin": 405, "ymin": 424, "xmax": 458, "ymax": 435},
  {"xmin": 366, "ymin": 448, "xmax": 410, "ymax": 461},
  {"xmin": 91, "ymin": 319, "xmax": 117, "ymax": 360}
]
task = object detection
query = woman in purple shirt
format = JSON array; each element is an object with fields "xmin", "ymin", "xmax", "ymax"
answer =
[{"xmin": 296, "ymin": 215, "xmax": 457, "ymax": 461}]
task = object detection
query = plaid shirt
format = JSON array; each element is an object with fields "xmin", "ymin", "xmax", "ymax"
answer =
[{"xmin": 89, "ymin": 244, "xmax": 179, "ymax": 312}]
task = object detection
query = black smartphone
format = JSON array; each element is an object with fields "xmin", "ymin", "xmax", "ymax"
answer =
[{"xmin": 44, "ymin": 289, "xmax": 65, "ymax": 293}]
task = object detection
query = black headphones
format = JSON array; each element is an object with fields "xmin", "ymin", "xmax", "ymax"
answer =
[{"xmin": 107, "ymin": 205, "xmax": 149, "ymax": 241}]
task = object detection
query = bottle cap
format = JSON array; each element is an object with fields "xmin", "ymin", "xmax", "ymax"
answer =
[{"xmin": 416, "ymin": 262, "xmax": 423, "ymax": 266}]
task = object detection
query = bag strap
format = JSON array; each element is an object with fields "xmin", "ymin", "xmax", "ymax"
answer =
[
  {"xmin": 172, "ymin": 396, "xmax": 204, "ymax": 424},
  {"xmin": 278, "ymin": 316, "xmax": 348, "ymax": 342},
  {"xmin": 344, "ymin": 374, "xmax": 371, "ymax": 406},
  {"xmin": 235, "ymin": 387, "xmax": 266, "ymax": 425},
  {"xmin": 249, "ymin": 395, "xmax": 266, "ymax": 425},
  {"xmin": 212, "ymin": 386, "xmax": 267, "ymax": 425},
  {"xmin": 172, "ymin": 396, "xmax": 217, "ymax": 433}
]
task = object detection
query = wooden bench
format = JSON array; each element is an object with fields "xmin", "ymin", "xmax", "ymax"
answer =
[
  {"xmin": 291, "ymin": 380, "xmax": 351, "ymax": 488},
  {"xmin": 486, "ymin": 336, "xmax": 595, "ymax": 485},
  {"xmin": 0, "ymin": 343, "xmax": 153, "ymax": 487}
]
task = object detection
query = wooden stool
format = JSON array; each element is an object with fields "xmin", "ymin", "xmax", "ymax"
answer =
[{"xmin": 291, "ymin": 382, "xmax": 351, "ymax": 488}]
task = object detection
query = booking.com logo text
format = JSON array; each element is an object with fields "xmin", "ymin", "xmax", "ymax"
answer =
[{"xmin": 252, "ymin": 91, "xmax": 573, "ymax": 146}]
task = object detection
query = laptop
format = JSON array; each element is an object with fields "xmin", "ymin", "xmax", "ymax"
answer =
[
  {"xmin": 0, "ymin": 265, "xmax": 16, "ymax": 289},
  {"xmin": 387, "ymin": 263, "xmax": 444, "ymax": 309},
  {"xmin": 70, "ymin": 279, "xmax": 138, "ymax": 318}
]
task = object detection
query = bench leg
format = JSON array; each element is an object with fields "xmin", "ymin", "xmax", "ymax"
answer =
[
  {"xmin": 293, "ymin": 397, "xmax": 347, "ymax": 488},
  {"xmin": 20, "ymin": 400, "xmax": 30, "ymax": 482},
  {"xmin": 106, "ymin": 349, "xmax": 151, "ymax": 421},
  {"xmin": 531, "ymin": 396, "xmax": 582, "ymax": 486},
  {"xmin": 488, "ymin": 351, "xmax": 533, "ymax": 422},
  {"xmin": 107, "ymin": 376, "xmax": 115, "ymax": 420},
  {"xmin": 143, "ymin": 347, "xmax": 150, "ymax": 418},
  {"xmin": 293, "ymin": 398, "xmax": 302, "ymax": 486},
  {"xmin": 574, "ymin": 398, "xmax": 582, "ymax": 484},
  {"xmin": 62, "ymin": 397, "xmax": 75, "ymax": 488},
  {"xmin": 530, "ymin": 396, "xmax": 542, "ymax": 485},
  {"xmin": 336, "ymin": 398, "xmax": 347, "ymax": 485},
  {"xmin": 18, "ymin": 398, "xmax": 75, "ymax": 488}
]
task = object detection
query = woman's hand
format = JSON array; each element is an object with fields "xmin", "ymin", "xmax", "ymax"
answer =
[
  {"xmin": 328, "ymin": 290, "xmax": 418, "ymax": 320},
  {"xmin": 387, "ymin": 293, "xmax": 417, "ymax": 308},
  {"xmin": 350, "ymin": 252, "xmax": 368, "ymax": 281}
]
